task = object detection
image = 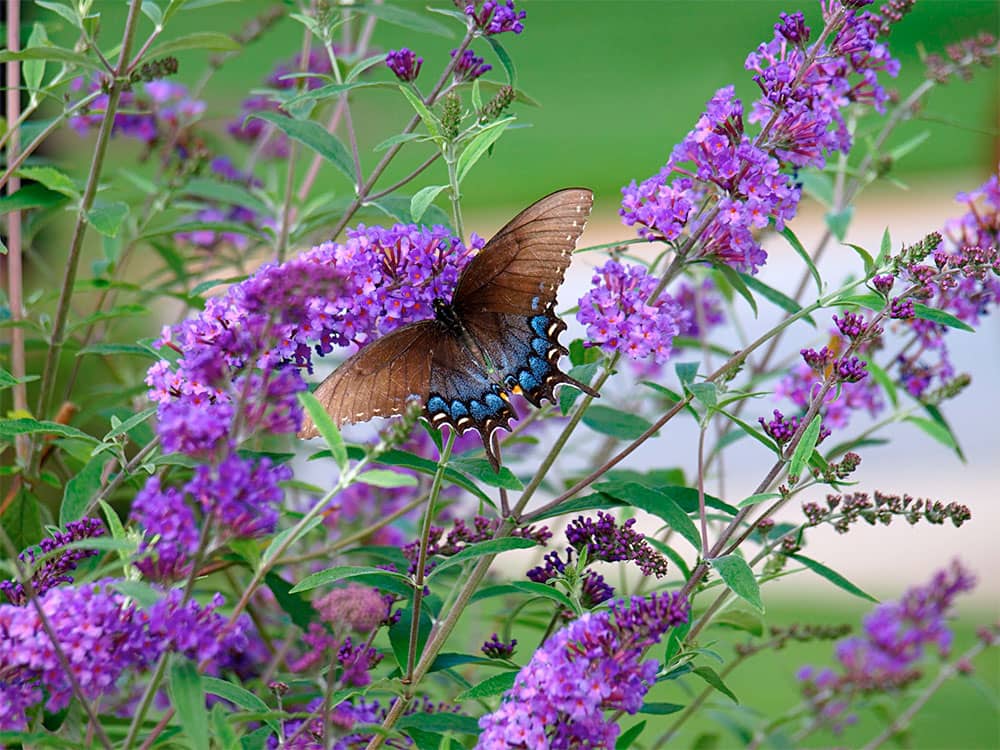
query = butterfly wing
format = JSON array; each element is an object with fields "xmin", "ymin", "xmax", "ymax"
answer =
[
  {"xmin": 424, "ymin": 333, "xmax": 517, "ymax": 468},
  {"xmin": 298, "ymin": 320, "xmax": 440, "ymax": 438},
  {"xmin": 452, "ymin": 188, "xmax": 594, "ymax": 315}
]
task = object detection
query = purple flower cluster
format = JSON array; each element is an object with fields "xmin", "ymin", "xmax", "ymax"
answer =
[
  {"xmin": 621, "ymin": 2, "xmax": 904, "ymax": 273},
  {"xmin": 314, "ymin": 584, "xmax": 390, "ymax": 634},
  {"xmin": 774, "ymin": 331, "xmax": 884, "ymax": 430},
  {"xmin": 759, "ymin": 408, "xmax": 832, "ymax": 447},
  {"xmin": 746, "ymin": 4, "xmax": 900, "ymax": 168},
  {"xmin": 674, "ymin": 279, "xmax": 726, "ymax": 338},
  {"xmin": 482, "ymin": 633, "xmax": 517, "ymax": 659},
  {"xmin": 131, "ymin": 478, "xmax": 199, "ymax": 581},
  {"xmin": 0, "ymin": 582, "xmax": 246, "ymax": 729},
  {"xmin": 798, "ymin": 561, "xmax": 976, "ymax": 732},
  {"xmin": 0, "ymin": 518, "xmax": 104, "ymax": 605},
  {"xmin": 288, "ymin": 624, "xmax": 383, "ymax": 687},
  {"xmin": 452, "ymin": 48, "xmax": 492, "ymax": 82},
  {"xmin": 576, "ymin": 260, "xmax": 686, "ymax": 363},
  {"xmin": 465, "ymin": 1, "xmax": 526, "ymax": 36},
  {"xmin": 565, "ymin": 511, "xmax": 669, "ymax": 577},
  {"xmin": 70, "ymin": 78, "xmax": 206, "ymax": 149},
  {"xmin": 386, "ymin": 48, "xmax": 423, "ymax": 83},
  {"xmin": 476, "ymin": 593, "xmax": 689, "ymax": 748}
]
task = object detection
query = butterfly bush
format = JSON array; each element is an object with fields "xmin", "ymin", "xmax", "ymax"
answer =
[
  {"xmin": 3, "ymin": 0, "xmax": 999, "ymax": 748},
  {"xmin": 476, "ymin": 593, "xmax": 689, "ymax": 748}
]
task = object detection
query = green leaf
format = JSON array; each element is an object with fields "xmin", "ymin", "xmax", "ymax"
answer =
[
  {"xmin": 508, "ymin": 580, "xmax": 576, "ymax": 611},
  {"xmin": 617, "ymin": 721, "xmax": 647, "ymax": 750},
  {"xmin": 844, "ymin": 243, "xmax": 875, "ymax": 275},
  {"xmin": 711, "ymin": 608, "xmax": 764, "ymax": 636},
  {"xmin": 601, "ymin": 482, "xmax": 701, "ymax": 551},
  {"xmin": 789, "ymin": 553, "xmax": 878, "ymax": 603},
  {"xmin": 17, "ymin": 166, "xmax": 79, "ymax": 198},
  {"xmin": 0, "ymin": 46, "xmax": 101, "ymax": 71},
  {"xmin": 451, "ymin": 456, "xmax": 523, "ymax": 490},
  {"xmin": 485, "ymin": 35, "xmax": 516, "ymax": 85},
  {"xmin": 739, "ymin": 272, "xmax": 813, "ymax": 324},
  {"xmin": 249, "ymin": 112, "xmax": 354, "ymax": 181},
  {"xmin": 182, "ymin": 178, "xmax": 270, "ymax": 216},
  {"xmin": 76, "ymin": 342, "xmax": 159, "ymax": 360},
  {"xmin": 738, "ymin": 492, "xmax": 781, "ymax": 508},
  {"xmin": 356, "ymin": 469, "xmax": 419, "ymax": 488},
  {"xmin": 718, "ymin": 409, "xmax": 781, "ymax": 456},
  {"xmin": 0, "ymin": 367, "xmax": 38, "ymax": 389},
  {"xmin": 778, "ymin": 224, "xmax": 821, "ymax": 294},
  {"xmin": 343, "ymin": 446, "xmax": 489, "ymax": 504},
  {"xmin": 866, "ymin": 359, "xmax": 898, "ymax": 408},
  {"xmin": 429, "ymin": 537, "xmax": 538, "ymax": 578},
  {"xmin": 877, "ymin": 227, "xmax": 892, "ymax": 268},
  {"xmin": 375, "ymin": 132, "xmax": 427, "ymax": 152},
  {"xmin": 639, "ymin": 702, "xmax": 685, "ymax": 715},
  {"xmin": 357, "ymin": 3, "xmax": 454, "ymax": 37},
  {"xmin": 833, "ymin": 292, "xmax": 885, "ymax": 311},
  {"xmin": 921, "ymin": 403, "xmax": 964, "ymax": 460},
  {"xmin": 410, "ymin": 184, "xmax": 448, "ymax": 222},
  {"xmin": 24, "ymin": 23, "xmax": 49, "ymax": 98},
  {"xmin": 397, "ymin": 84, "xmax": 440, "ymax": 139},
  {"xmin": 1, "ymin": 488, "xmax": 42, "ymax": 554},
  {"xmin": 169, "ymin": 657, "xmax": 208, "ymax": 750},
  {"xmin": 789, "ymin": 414, "xmax": 822, "ymax": 478},
  {"xmin": 825, "ymin": 207, "xmax": 854, "ymax": 241},
  {"xmin": 0, "ymin": 418, "xmax": 98, "ymax": 444},
  {"xmin": 203, "ymin": 677, "xmax": 277, "ymax": 732},
  {"xmin": 86, "ymin": 202, "xmax": 129, "ymax": 238},
  {"xmin": 389, "ymin": 606, "xmax": 432, "ymax": 672},
  {"xmin": 112, "ymin": 579, "xmax": 163, "ymax": 608},
  {"xmin": 456, "ymin": 671, "xmax": 517, "ymax": 700},
  {"xmin": 688, "ymin": 382, "xmax": 717, "ymax": 408},
  {"xmin": 714, "ymin": 263, "xmax": 758, "ymax": 316},
  {"xmin": 298, "ymin": 392, "xmax": 347, "ymax": 470},
  {"xmin": 60, "ymin": 456, "xmax": 105, "ymax": 526},
  {"xmin": 582, "ymin": 404, "xmax": 653, "ymax": 440},
  {"xmin": 905, "ymin": 415, "xmax": 960, "ymax": 453},
  {"xmin": 141, "ymin": 1, "xmax": 164, "ymax": 28},
  {"xmin": 149, "ymin": 31, "xmax": 240, "ymax": 57},
  {"xmin": 264, "ymin": 572, "xmax": 317, "ymax": 631},
  {"xmin": 397, "ymin": 713, "xmax": 481, "ymax": 736},
  {"xmin": 285, "ymin": 80, "xmax": 389, "ymax": 107},
  {"xmin": 709, "ymin": 554, "xmax": 763, "ymax": 613},
  {"xmin": 0, "ymin": 183, "xmax": 67, "ymax": 213},
  {"xmin": 289, "ymin": 565, "xmax": 410, "ymax": 594},
  {"xmin": 912, "ymin": 303, "xmax": 975, "ymax": 332},
  {"xmin": 693, "ymin": 665, "xmax": 739, "ymax": 703},
  {"xmin": 348, "ymin": 53, "xmax": 389, "ymax": 83},
  {"xmin": 529, "ymin": 492, "xmax": 625, "ymax": 522},
  {"xmin": 457, "ymin": 119, "xmax": 513, "ymax": 182}
]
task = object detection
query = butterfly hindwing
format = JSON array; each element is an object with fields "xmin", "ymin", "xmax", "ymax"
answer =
[
  {"xmin": 425, "ymin": 333, "xmax": 517, "ymax": 465},
  {"xmin": 452, "ymin": 188, "xmax": 594, "ymax": 316},
  {"xmin": 298, "ymin": 320, "xmax": 440, "ymax": 438}
]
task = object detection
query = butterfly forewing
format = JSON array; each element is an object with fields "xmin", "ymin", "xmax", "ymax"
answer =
[
  {"xmin": 452, "ymin": 188, "xmax": 594, "ymax": 316},
  {"xmin": 298, "ymin": 320, "xmax": 439, "ymax": 438}
]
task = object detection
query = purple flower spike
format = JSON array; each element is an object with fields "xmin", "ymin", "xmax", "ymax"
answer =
[
  {"xmin": 0, "ymin": 519, "xmax": 105, "ymax": 605},
  {"xmin": 775, "ymin": 11, "xmax": 811, "ymax": 46},
  {"xmin": 451, "ymin": 48, "xmax": 492, "ymax": 82},
  {"xmin": 565, "ymin": 511, "xmax": 669, "ymax": 577},
  {"xmin": 386, "ymin": 48, "xmax": 423, "ymax": 83},
  {"xmin": 465, "ymin": 0, "xmax": 526, "ymax": 36},
  {"xmin": 476, "ymin": 593, "xmax": 689, "ymax": 748},
  {"xmin": 482, "ymin": 633, "xmax": 517, "ymax": 659}
]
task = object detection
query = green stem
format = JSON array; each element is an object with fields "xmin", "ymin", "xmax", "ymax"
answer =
[
  {"xmin": 405, "ymin": 430, "xmax": 456, "ymax": 682},
  {"xmin": 445, "ymin": 143, "xmax": 464, "ymax": 240},
  {"xmin": 32, "ymin": 0, "xmax": 144, "ymax": 459}
]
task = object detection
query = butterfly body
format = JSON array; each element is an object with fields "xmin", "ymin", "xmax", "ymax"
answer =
[{"xmin": 300, "ymin": 188, "xmax": 597, "ymax": 469}]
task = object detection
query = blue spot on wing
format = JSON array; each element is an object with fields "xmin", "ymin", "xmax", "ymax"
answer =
[
  {"xmin": 519, "ymin": 369, "xmax": 540, "ymax": 391},
  {"xmin": 531, "ymin": 337, "xmax": 549, "ymax": 357},
  {"xmin": 450, "ymin": 400, "xmax": 469, "ymax": 419},
  {"xmin": 469, "ymin": 400, "xmax": 488, "ymax": 421},
  {"xmin": 529, "ymin": 355, "xmax": 550, "ymax": 380},
  {"xmin": 530, "ymin": 315, "xmax": 547, "ymax": 337},
  {"xmin": 484, "ymin": 392, "xmax": 505, "ymax": 413},
  {"xmin": 428, "ymin": 396, "xmax": 447, "ymax": 414}
]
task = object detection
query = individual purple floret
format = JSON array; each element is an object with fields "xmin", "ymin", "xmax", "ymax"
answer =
[
  {"xmin": 465, "ymin": 1, "xmax": 526, "ymax": 35},
  {"xmin": 836, "ymin": 356, "xmax": 869, "ymax": 383},
  {"xmin": 889, "ymin": 296, "xmax": 915, "ymax": 319},
  {"xmin": 872, "ymin": 274, "xmax": 895, "ymax": 294},
  {"xmin": 452, "ymin": 48, "xmax": 492, "ymax": 81},
  {"xmin": 834, "ymin": 311, "xmax": 867, "ymax": 339},
  {"xmin": 798, "ymin": 561, "xmax": 976, "ymax": 733},
  {"xmin": 482, "ymin": 633, "xmax": 517, "ymax": 659},
  {"xmin": 577, "ymin": 260, "xmax": 685, "ymax": 364},
  {"xmin": 565, "ymin": 511, "xmax": 669, "ymax": 577},
  {"xmin": 0, "ymin": 518, "xmax": 105, "ymax": 605},
  {"xmin": 386, "ymin": 48, "xmax": 423, "ymax": 82},
  {"xmin": 476, "ymin": 593, "xmax": 689, "ymax": 748}
]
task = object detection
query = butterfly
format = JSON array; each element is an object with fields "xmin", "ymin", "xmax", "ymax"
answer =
[{"xmin": 298, "ymin": 188, "xmax": 598, "ymax": 469}]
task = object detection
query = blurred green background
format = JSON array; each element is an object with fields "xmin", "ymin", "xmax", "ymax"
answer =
[{"xmin": 33, "ymin": 1, "xmax": 1000, "ymax": 747}]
